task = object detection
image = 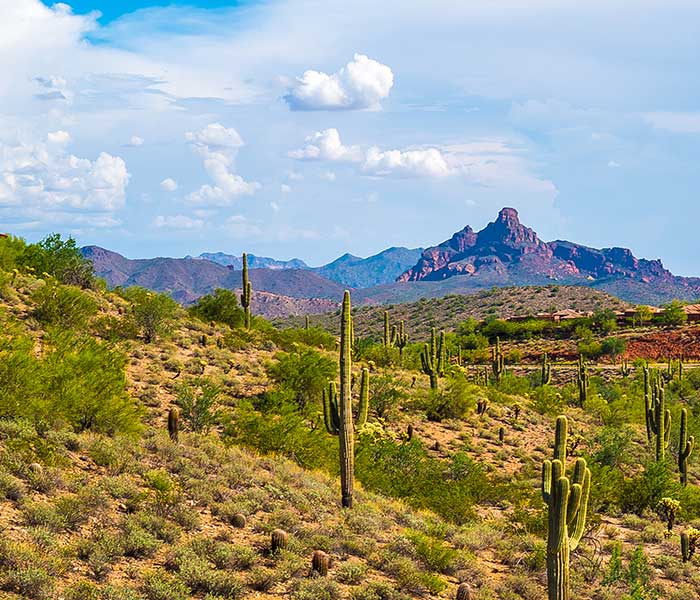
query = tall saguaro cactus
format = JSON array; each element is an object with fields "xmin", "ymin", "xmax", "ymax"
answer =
[
  {"xmin": 322, "ymin": 291, "xmax": 368, "ymax": 508},
  {"xmin": 383, "ymin": 311, "xmax": 392, "ymax": 349},
  {"xmin": 541, "ymin": 352, "xmax": 552, "ymax": 386},
  {"xmin": 576, "ymin": 355, "xmax": 589, "ymax": 407},
  {"xmin": 420, "ymin": 327, "xmax": 444, "ymax": 390},
  {"xmin": 643, "ymin": 366, "xmax": 653, "ymax": 442},
  {"xmin": 679, "ymin": 408, "xmax": 695, "ymax": 486},
  {"xmin": 394, "ymin": 320, "xmax": 408, "ymax": 363},
  {"xmin": 241, "ymin": 252, "xmax": 252, "ymax": 329},
  {"xmin": 648, "ymin": 375, "xmax": 671, "ymax": 461},
  {"xmin": 541, "ymin": 416, "xmax": 591, "ymax": 600},
  {"xmin": 491, "ymin": 337, "xmax": 505, "ymax": 383}
]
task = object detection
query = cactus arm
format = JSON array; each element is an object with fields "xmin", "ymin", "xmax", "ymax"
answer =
[
  {"xmin": 569, "ymin": 465, "xmax": 591, "ymax": 551},
  {"xmin": 357, "ymin": 367, "xmax": 369, "ymax": 429},
  {"xmin": 542, "ymin": 459, "xmax": 553, "ymax": 502}
]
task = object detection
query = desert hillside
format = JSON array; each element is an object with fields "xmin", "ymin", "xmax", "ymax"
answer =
[{"xmin": 1, "ymin": 235, "xmax": 700, "ymax": 600}]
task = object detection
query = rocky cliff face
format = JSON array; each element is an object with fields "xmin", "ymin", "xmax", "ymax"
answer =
[{"xmin": 397, "ymin": 207, "xmax": 699, "ymax": 296}]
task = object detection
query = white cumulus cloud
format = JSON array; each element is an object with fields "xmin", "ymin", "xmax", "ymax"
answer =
[
  {"xmin": 160, "ymin": 177, "xmax": 178, "ymax": 191},
  {"xmin": 289, "ymin": 128, "xmax": 452, "ymax": 178},
  {"xmin": 0, "ymin": 131, "xmax": 129, "ymax": 228},
  {"xmin": 185, "ymin": 123, "xmax": 260, "ymax": 206},
  {"xmin": 288, "ymin": 128, "xmax": 364, "ymax": 162},
  {"xmin": 127, "ymin": 135, "xmax": 144, "ymax": 147},
  {"xmin": 284, "ymin": 54, "xmax": 394, "ymax": 111}
]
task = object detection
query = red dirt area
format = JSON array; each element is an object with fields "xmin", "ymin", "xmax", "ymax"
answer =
[{"xmin": 625, "ymin": 326, "xmax": 700, "ymax": 360}]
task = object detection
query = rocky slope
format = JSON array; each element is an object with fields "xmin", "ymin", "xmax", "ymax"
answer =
[{"xmin": 315, "ymin": 246, "xmax": 422, "ymax": 288}]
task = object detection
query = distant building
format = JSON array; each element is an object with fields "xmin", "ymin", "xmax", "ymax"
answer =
[{"xmin": 682, "ymin": 304, "xmax": 700, "ymax": 322}]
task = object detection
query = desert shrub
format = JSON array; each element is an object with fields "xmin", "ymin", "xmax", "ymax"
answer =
[
  {"xmin": 224, "ymin": 400, "xmax": 335, "ymax": 469},
  {"xmin": 293, "ymin": 578, "xmax": 342, "ymax": 600},
  {"xmin": 421, "ymin": 374, "xmax": 474, "ymax": 421},
  {"xmin": 0, "ymin": 330, "xmax": 141, "ymax": 434},
  {"xmin": 369, "ymin": 372, "xmax": 406, "ymax": 420},
  {"xmin": 31, "ymin": 281, "xmax": 98, "ymax": 329},
  {"xmin": 620, "ymin": 460, "xmax": 678, "ymax": 516},
  {"xmin": 266, "ymin": 348, "xmax": 336, "ymax": 411},
  {"xmin": 189, "ymin": 288, "xmax": 244, "ymax": 329},
  {"xmin": 176, "ymin": 378, "xmax": 221, "ymax": 433},
  {"xmin": 405, "ymin": 530, "xmax": 457, "ymax": 573},
  {"xmin": 19, "ymin": 233, "xmax": 94, "ymax": 287},
  {"xmin": 530, "ymin": 385, "xmax": 566, "ymax": 415},
  {"xmin": 0, "ymin": 234, "xmax": 26, "ymax": 271},
  {"xmin": 119, "ymin": 287, "xmax": 180, "ymax": 343},
  {"xmin": 141, "ymin": 570, "xmax": 189, "ymax": 600},
  {"xmin": 268, "ymin": 327, "xmax": 337, "ymax": 351}
]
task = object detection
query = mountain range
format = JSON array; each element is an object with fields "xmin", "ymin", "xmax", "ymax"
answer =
[{"xmin": 83, "ymin": 207, "xmax": 700, "ymax": 316}]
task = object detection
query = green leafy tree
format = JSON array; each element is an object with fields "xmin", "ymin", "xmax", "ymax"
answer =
[
  {"xmin": 0, "ymin": 234, "xmax": 27, "ymax": 271},
  {"xmin": 189, "ymin": 288, "xmax": 244, "ymax": 328},
  {"xmin": 634, "ymin": 305, "xmax": 654, "ymax": 327},
  {"xmin": 176, "ymin": 378, "xmax": 221, "ymax": 433},
  {"xmin": 266, "ymin": 348, "xmax": 336, "ymax": 410},
  {"xmin": 120, "ymin": 287, "xmax": 180, "ymax": 343},
  {"xmin": 601, "ymin": 337, "xmax": 627, "ymax": 363},
  {"xmin": 660, "ymin": 300, "xmax": 688, "ymax": 327},
  {"xmin": 20, "ymin": 234, "xmax": 95, "ymax": 287}
]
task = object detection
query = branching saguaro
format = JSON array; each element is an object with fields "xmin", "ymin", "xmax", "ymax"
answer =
[
  {"xmin": 322, "ymin": 291, "xmax": 368, "ymax": 508},
  {"xmin": 420, "ymin": 327, "xmax": 444, "ymax": 390},
  {"xmin": 541, "ymin": 415, "xmax": 591, "ymax": 600},
  {"xmin": 394, "ymin": 320, "xmax": 408, "ymax": 362},
  {"xmin": 241, "ymin": 252, "xmax": 252, "ymax": 329},
  {"xmin": 679, "ymin": 407, "xmax": 694, "ymax": 486},
  {"xmin": 647, "ymin": 372, "xmax": 671, "ymax": 461}
]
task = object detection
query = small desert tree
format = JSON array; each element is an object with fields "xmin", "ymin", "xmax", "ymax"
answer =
[{"xmin": 120, "ymin": 287, "xmax": 180, "ymax": 343}]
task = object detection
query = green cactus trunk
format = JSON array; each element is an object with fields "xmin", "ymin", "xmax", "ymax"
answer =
[
  {"xmin": 241, "ymin": 253, "xmax": 252, "ymax": 329},
  {"xmin": 576, "ymin": 355, "xmax": 588, "ymax": 407},
  {"xmin": 648, "ymin": 374, "xmax": 671, "ymax": 461},
  {"xmin": 339, "ymin": 291, "xmax": 354, "ymax": 508},
  {"xmin": 383, "ymin": 311, "xmax": 392, "ymax": 349},
  {"xmin": 679, "ymin": 408, "xmax": 694, "ymax": 486},
  {"xmin": 541, "ymin": 352, "xmax": 551, "ymax": 386},
  {"xmin": 322, "ymin": 292, "xmax": 369, "ymax": 509},
  {"xmin": 394, "ymin": 320, "xmax": 408, "ymax": 364},
  {"xmin": 420, "ymin": 327, "xmax": 444, "ymax": 390},
  {"xmin": 491, "ymin": 337, "xmax": 505, "ymax": 383},
  {"xmin": 542, "ymin": 416, "xmax": 591, "ymax": 600}
]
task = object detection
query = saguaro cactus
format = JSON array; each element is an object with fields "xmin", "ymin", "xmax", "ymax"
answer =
[
  {"xmin": 383, "ymin": 311, "xmax": 392, "ymax": 349},
  {"xmin": 491, "ymin": 337, "xmax": 505, "ymax": 383},
  {"xmin": 643, "ymin": 366, "xmax": 653, "ymax": 442},
  {"xmin": 394, "ymin": 320, "xmax": 408, "ymax": 363},
  {"xmin": 541, "ymin": 352, "xmax": 552, "ymax": 386},
  {"xmin": 241, "ymin": 252, "xmax": 252, "ymax": 329},
  {"xmin": 305, "ymin": 315, "xmax": 310, "ymax": 330},
  {"xmin": 679, "ymin": 408, "xmax": 695, "ymax": 486},
  {"xmin": 322, "ymin": 291, "xmax": 368, "ymax": 508},
  {"xmin": 576, "ymin": 355, "xmax": 589, "ymax": 407},
  {"xmin": 541, "ymin": 416, "xmax": 591, "ymax": 600},
  {"xmin": 648, "ymin": 376, "xmax": 671, "ymax": 461},
  {"xmin": 420, "ymin": 327, "xmax": 444, "ymax": 390}
]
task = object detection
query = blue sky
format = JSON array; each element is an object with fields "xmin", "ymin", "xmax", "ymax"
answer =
[{"xmin": 4, "ymin": 1, "xmax": 700, "ymax": 274}]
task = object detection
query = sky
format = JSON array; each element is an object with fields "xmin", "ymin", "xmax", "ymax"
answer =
[{"xmin": 1, "ymin": 2, "xmax": 700, "ymax": 273}]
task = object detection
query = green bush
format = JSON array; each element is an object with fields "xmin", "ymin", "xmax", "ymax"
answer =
[
  {"xmin": 189, "ymin": 289, "xmax": 244, "ymax": 329},
  {"xmin": 421, "ymin": 374, "xmax": 474, "ymax": 421},
  {"xmin": 31, "ymin": 281, "xmax": 98, "ymax": 329},
  {"xmin": 0, "ymin": 330, "xmax": 141, "ymax": 434},
  {"xmin": 176, "ymin": 378, "xmax": 221, "ymax": 433},
  {"xmin": 119, "ymin": 287, "xmax": 180, "ymax": 343},
  {"xmin": 266, "ymin": 348, "xmax": 336, "ymax": 411},
  {"xmin": 19, "ymin": 233, "xmax": 94, "ymax": 288}
]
